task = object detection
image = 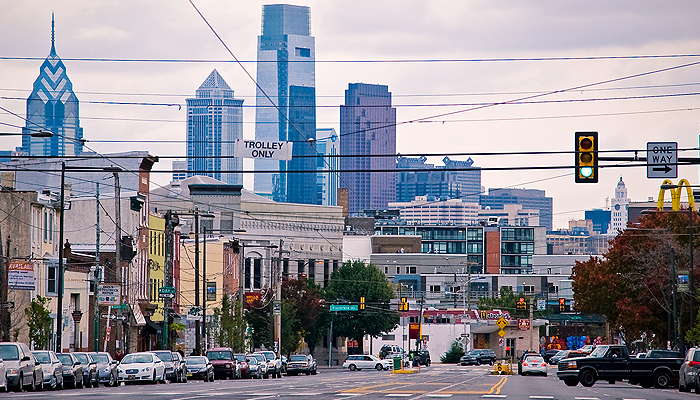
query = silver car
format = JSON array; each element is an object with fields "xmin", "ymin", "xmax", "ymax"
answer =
[
  {"xmin": 0, "ymin": 342, "xmax": 43, "ymax": 392},
  {"xmin": 32, "ymin": 350, "xmax": 63, "ymax": 390}
]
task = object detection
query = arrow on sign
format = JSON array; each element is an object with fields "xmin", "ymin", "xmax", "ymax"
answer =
[{"xmin": 652, "ymin": 165, "xmax": 672, "ymax": 173}]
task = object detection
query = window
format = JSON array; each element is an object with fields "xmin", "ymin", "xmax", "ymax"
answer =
[
  {"xmin": 407, "ymin": 266, "xmax": 416, "ymax": 274},
  {"xmin": 523, "ymin": 285, "xmax": 535, "ymax": 293},
  {"xmin": 384, "ymin": 266, "xmax": 389, "ymax": 274},
  {"xmin": 295, "ymin": 47, "xmax": 311, "ymax": 57},
  {"xmin": 429, "ymin": 285, "xmax": 441, "ymax": 292},
  {"xmin": 381, "ymin": 335, "xmax": 395, "ymax": 340},
  {"xmin": 47, "ymin": 263, "xmax": 58, "ymax": 295}
]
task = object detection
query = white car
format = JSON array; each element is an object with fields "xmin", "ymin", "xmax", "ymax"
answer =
[
  {"xmin": 521, "ymin": 355, "xmax": 548, "ymax": 376},
  {"xmin": 118, "ymin": 352, "xmax": 166, "ymax": 384},
  {"xmin": 342, "ymin": 354, "xmax": 392, "ymax": 371},
  {"xmin": 0, "ymin": 356, "xmax": 6, "ymax": 391},
  {"xmin": 249, "ymin": 354, "xmax": 269, "ymax": 378}
]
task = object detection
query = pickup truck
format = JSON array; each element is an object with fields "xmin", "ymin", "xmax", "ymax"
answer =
[{"xmin": 556, "ymin": 344, "xmax": 682, "ymax": 388}]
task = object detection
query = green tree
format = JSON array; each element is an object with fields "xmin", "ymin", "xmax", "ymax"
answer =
[
  {"xmin": 25, "ymin": 295, "xmax": 52, "ymax": 350},
  {"xmin": 213, "ymin": 294, "xmax": 246, "ymax": 352},
  {"xmin": 440, "ymin": 338, "xmax": 465, "ymax": 363},
  {"xmin": 325, "ymin": 260, "xmax": 399, "ymax": 353},
  {"xmin": 245, "ymin": 292, "xmax": 272, "ymax": 350},
  {"xmin": 477, "ymin": 286, "xmax": 518, "ymax": 311},
  {"xmin": 281, "ymin": 277, "xmax": 329, "ymax": 355}
]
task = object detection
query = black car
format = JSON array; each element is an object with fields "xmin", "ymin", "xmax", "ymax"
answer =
[
  {"xmin": 185, "ymin": 356, "xmax": 214, "ymax": 381},
  {"xmin": 543, "ymin": 349, "xmax": 561, "ymax": 363},
  {"xmin": 409, "ymin": 350, "xmax": 431, "ymax": 366},
  {"xmin": 56, "ymin": 353, "xmax": 84, "ymax": 389},
  {"xmin": 460, "ymin": 349, "xmax": 496, "ymax": 366},
  {"xmin": 72, "ymin": 352, "xmax": 99, "ymax": 388},
  {"xmin": 153, "ymin": 350, "xmax": 185, "ymax": 383}
]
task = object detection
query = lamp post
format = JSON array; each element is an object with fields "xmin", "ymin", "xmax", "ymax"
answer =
[{"xmin": 55, "ymin": 163, "xmax": 121, "ymax": 353}]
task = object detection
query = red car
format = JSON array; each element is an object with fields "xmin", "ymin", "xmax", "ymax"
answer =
[
  {"xmin": 234, "ymin": 354, "xmax": 250, "ymax": 379},
  {"xmin": 205, "ymin": 348, "xmax": 237, "ymax": 380}
]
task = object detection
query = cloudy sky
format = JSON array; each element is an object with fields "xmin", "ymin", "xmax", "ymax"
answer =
[{"xmin": 1, "ymin": 0, "xmax": 699, "ymax": 229}]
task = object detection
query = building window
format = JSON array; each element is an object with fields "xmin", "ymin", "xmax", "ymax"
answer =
[
  {"xmin": 523, "ymin": 285, "xmax": 535, "ymax": 293},
  {"xmin": 407, "ymin": 266, "xmax": 416, "ymax": 274},
  {"xmin": 384, "ymin": 266, "xmax": 389, "ymax": 274},
  {"xmin": 295, "ymin": 47, "xmax": 311, "ymax": 57},
  {"xmin": 429, "ymin": 285, "xmax": 440, "ymax": 292},
  {"xmin": 381, "ymin": 335, "xmax": 395, "ymax": 340},
  {"xmin": 47, "ymin": 263, "xmax": 58, "ymax": 295}
]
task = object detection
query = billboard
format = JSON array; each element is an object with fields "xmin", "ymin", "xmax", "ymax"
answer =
[{"xmin": 8, "ymin": 261, "xmax": 34, "ymax": 290}]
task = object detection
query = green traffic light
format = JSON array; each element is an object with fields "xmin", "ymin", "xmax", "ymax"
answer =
[{"xmin": 580, "ymin": 167, "xmax": 594, "ymax": 178}]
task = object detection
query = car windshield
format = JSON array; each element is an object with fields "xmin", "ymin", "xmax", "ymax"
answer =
[
  {"xmin": 0, "ymin": 345, "xmax": 19, "ymax": 360},
  {"xmin": 252, "ymin": 354, "xmax": 265, "ymax": 362},
  {"xmin": 153, "ymin": 352, "xmax": 172, "ymax": 362},
  {"xmin": 33, "ymin": 352, "xmax": 51, "ymax": 364},
  {"xmin": 56, "ymin": 354, "xmax": 73, "ymax": 365},
  {"xmin": 234, "ymin": 354, "xmax": 246, "ymax": 362},
  {"xmin": 589, "ymin": 346, "xmax": 609, "ymax": 358},
  {"xmin": 466, "ymin": 351, "xmax": 481, "ymax": 356},
  {"xmin": 185, "ymin": 357, "xmax": 206, "ymax": 366},
  {"xmin": 121, "ymin": 354, "xmax": 153, "ymax": 364},
  {"xmin": 207, "ymin": 351, "xmax": 233, "ymax": 361},
  {"xmin": 91, "ymin": 354, "xmax": 109, "ymax": 363},
  {"xmin": 290, "ymin": 355, "xmax": 307, "ymax": 362},
  {"xmin": 259, "ymin": 351, "xmax": 275, "ymax": 360},
  {"xmin": 247, "ymin": 358, "xmax": 257, "ymax": 365},
  {"xmin": 74, "ymin": 354, "xmax": 89, "ymax": 364}
]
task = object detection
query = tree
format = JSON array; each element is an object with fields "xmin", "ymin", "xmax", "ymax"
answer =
[
  {"xmin": 213, "ymin": 294, "xmax": 245, "ymax": 352},
  {"xmin": 281, "ymin": 277, "xmax": 328, "ymax": 355},
  {"xmin": 477, "ymin": 286, "xmax": 519, "ymax": 311},
  {"xmin": 25, "ymin": 295, "xmax": 52, "ymax": 350},
  {"xmin": 440, "ymin": 338, "xmax": 465, "ymax": 363},
  {"xmin": 325, "ymin": 260, "xmax": 399, "ymax": 353},
  {"xmin": 245, "ymin": 292, "xmax": 272, "ymax": 351}
]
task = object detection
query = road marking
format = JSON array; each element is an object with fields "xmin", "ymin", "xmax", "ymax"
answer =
[
  {"xmin": 575, "ymin": 398, "xmax": 599, "ymax": 400},
  {"xmin": 530, "ymin": 397, "xmax": 554, "ymax": 399},
  {"xmin": 286, "ymin": 394, "xmax": 321, "ymax": 396},
  {"xmin": 483, "ymin": 395, "xmax": 507, "ymax": 398},
  {"xmin": 337, "ymin": 394, "xmax": 362, "ymax": 397},
  {"xmin": 427, "ymin": 395, "xmax": 453, "ymax": 398},
  {"xmin": 386, "ymin": 395, "xmax": 412, "ymax": 397}
]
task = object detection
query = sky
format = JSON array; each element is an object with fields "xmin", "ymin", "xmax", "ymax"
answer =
[{"xmin": 1, "ymin": 0, "xmax": 699, "ymax": 229}]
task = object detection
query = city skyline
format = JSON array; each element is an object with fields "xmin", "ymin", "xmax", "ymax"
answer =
[{"xmin": 0, "ymin": 2, "xmax": 699, "ymax": 228}]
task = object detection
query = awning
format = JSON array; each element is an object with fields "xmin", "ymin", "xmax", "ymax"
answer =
[
  {"xmin": 130, "ymin": 303, "xmax": 147, "ymax": 326},
  {"xmin": 470, "ymin": 323, "xmax": 502, "ymax": 334},
  {"xmin": 144, "ymin": 319, "xmax": 162, "ymax": 334}
]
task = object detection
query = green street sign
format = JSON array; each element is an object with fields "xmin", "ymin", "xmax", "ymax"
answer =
[
  {"xmin": 111, "ymin": 303, "xmax": 128, "ymax": 310},
  {"xmin": 159, "ymin": 286, "xmax": 176, "ymax": 295},
  {"xmin": 330, "ymin": 304, "xmax": 358, "ymax": 312}
]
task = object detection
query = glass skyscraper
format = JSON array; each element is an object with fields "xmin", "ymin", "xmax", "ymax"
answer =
[
  {"xmin": 186, "ymin": 69, "xmax": 243, "ymax": 185},
  {"xmin": 315, "ymin": 128, "xmax": 339, "ymax": 206},
  {"xmin": 21, "ymin": 15, "xmax": 83, "ymax": 156},
  {"xmin": 254, "ymin": 4, "xmax": 317, "ymax": 203},
  {"xmin": 340, "ymin": 83, "xmax": 397, "ymax": 215}
]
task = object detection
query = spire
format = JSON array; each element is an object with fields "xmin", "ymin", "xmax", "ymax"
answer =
[{"xmin": 50, "ymin": 12, "xmax": 56, "ymax": 55}]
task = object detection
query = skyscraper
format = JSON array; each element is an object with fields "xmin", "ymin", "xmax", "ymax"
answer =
[
  {"xmin": 480, "ymin": 188, "xmax": 553, "ymax": 231},
  {"xmin": 340, "ymin": 83, "xmax": 397, "ymax": 215},
  {"xmin": 396, "ymin": 156, "xmax": 482, "ymax": 203},
  {"xmin": 186, "ymin": 69, "xmax": 243, "ymax": 185},
  {"xmin": 21, "ymin": 14, "xmax": 83, "ymax": 156},
  {"xmin": 315, "ymin": 128, "xmax": 339, "ymax": 206},
  {"xmin": 254, "ymin": 4, "xmax": 317, "ymax": 203}
]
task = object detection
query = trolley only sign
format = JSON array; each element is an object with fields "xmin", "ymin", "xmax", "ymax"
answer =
[{"xmin": 647, "ymin": 142, "xmax": 677, "ymax": 179}]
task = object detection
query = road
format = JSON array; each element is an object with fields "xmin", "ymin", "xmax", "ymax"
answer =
[{"xmin": 1, "ymin": 363, "xmax": 697, "ymax": 400}]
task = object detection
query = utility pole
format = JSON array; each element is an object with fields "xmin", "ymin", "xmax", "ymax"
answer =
[
  {"xmin": 239, "ymin": 241, "xmax": 245, "ymax": 351},
  {"xmin": 194, "ymin": 211, "xmax": 201, "ymax": 355},
  {"xmin": 113, "ymin": 171, "xmax": 126, "ymax": 352},
  {"xmin": 203, "ymin": 226, "xmax": 208, "ymax": 352},
  {"xmin": 93, "ymin": 183, "xmax": 100, "ymax": 351},
  {"xmin": 274, "ymin": 239, "xmax": 287, "ymax": 358},
  {"xmin": 529, "ymin": 297, "xmax": 534, "ymax": 351},
  {"xmin": 0, "ymin": 226, "xmax": 8, "ymax": 342},
  {"xmin": 163, "ymin": 211, "xmax": 177, "ymax": 350},
  {"xmin": 56, "ymin": 162, "xmax": 66, "ymax": 352}
]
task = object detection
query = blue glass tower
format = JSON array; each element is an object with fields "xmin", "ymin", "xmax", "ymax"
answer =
[
  {"xmin": 21, "ymin": 14, "xmax": 83, "ymax": 156},
  {"xmin": 254, "ymin": 4, "xmax": 316, "ymax": 203},
  {"xmin": 186, "ymin": 69, "xmax": 243, "ymax": 185}
]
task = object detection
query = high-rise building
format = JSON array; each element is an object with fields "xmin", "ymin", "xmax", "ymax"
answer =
[
  {"xmin": 254, "ymin": 4, "xmax": 317, "ymax": 203},
  {"xmin": 480, "ymin": 188, "xmax": 553, "ymax": 231},
  {"xmin": 585, "ymin": 209, "xmax": 611, "ymax": 234},
  {"xmin": 610, "ymin": 177, "xmax": 630, "ymax": 233},
  {"xmin": 186, "ymin": 69, "xmax": 243, "ymax": 185},
  {"xmin": 315, "ymin": 128, "xmax": 339, "ymax": 206},
  {"xmin": 21, "ymin": 14, "xmax": 83, "ymax": 157},
  {"xmin": 396, "ymin": 156, "xmax": 482, "ymax": 203},
  {"xmin": 172, "ymin": 160, "xmax": 187, "ymax": 182},
  {"xmin": 340, "ymin": 83, "xmax": 396, "ymax": 215}
]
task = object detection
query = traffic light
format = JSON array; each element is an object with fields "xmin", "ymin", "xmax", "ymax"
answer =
[
  {"xmin": 559, "ymin": 298, "xmax": 566, "ymax": 312},
  {"xmin": 360, "ymin": 296, "xmax": 365, "ymax": 310},
  {"xmin": 516, "ymin": 297, "xmax": 526, "ymax": 312},
  {"xmin": 575, "ymin": 131, "xmax": 598, "ymax": 183}
]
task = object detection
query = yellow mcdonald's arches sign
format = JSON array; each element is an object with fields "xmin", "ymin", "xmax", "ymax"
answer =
[{"xmin": 657, "ymin": 179, "xmax": 695, "ymax": 211}]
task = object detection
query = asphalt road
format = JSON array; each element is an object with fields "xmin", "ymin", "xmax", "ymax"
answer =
[{"xmin": 1, "ymin": 363, "xmax": 697, "ymax": 400}]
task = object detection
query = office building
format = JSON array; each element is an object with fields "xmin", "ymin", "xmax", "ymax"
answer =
[
  {"xmin": 340, "ymin": 83, "xmax": 396, "ymax": 215},
  {"xmin": 254, "ymin": 4, "xmax": 317, "ymax": 203},
  {"xmin": 186, "ymin": 69, "xmax": 243, "ymax": 185},
  {"xmin": 396, "ymin": 156, "xmax": 482, "ymax": 203},
  {"xmin": 20, "ymin": 15, "xmax": 83, "ymax": 157},
  {"xmin": 585, "ymin": 209, "xmax": 611, "ymax": 235},
  {"xmin": 172, "ymin": 160, "xmax": 187, "ymax": 182},
  {"xmin": 480, "ymin": 188, "xmax": 553, "ymax": 231},
  {"xmin": 316, "ymin": 128, "xmax": 340, "ymax": 206}
]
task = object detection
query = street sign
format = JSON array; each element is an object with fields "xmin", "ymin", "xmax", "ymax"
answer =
[
  {"xmin": 496, "ymin": 317, "xmax": 508, "ymax": 329},
  {"xmin": 158, "ymin": 286, "xmax": 176, "ymax": 299},
  {"xmin": 537, "ymin": 299, "xmax": 546, "ymax": 311},
  {"xmin": 158, "ymin": 292, "xmax": 175, "ymax": 299},
  {"xmin": 498, "ymin": 337, "xmax": 505, "ymax": 347},
  {"xmin": 330, "ymin": 304, "xmax": 358, "ymax": 311},
  {"xmin": 111, "ymin": 303, "xmax": 128, "ymax": 310},
  {"xmin": 647, "ymin": 142, "xmax": 678, "ymax": 179},
  {"xmin": 1, "ymin": 302, "xmax": 14, "ymax": 309},
  {"xmin": 498, "ymin": 329, "xmax": 506, "ymax": 337},
  {"xmin": 101, "ymin": 314, "xmax": 127, "ymax": 320},
  {"xmin": 98, "ymin": 284, "xmax": 121, "ymax": 306},
  {"xmin": 272, "ymin": 301, "xmax": 281, "ymax": 316}
]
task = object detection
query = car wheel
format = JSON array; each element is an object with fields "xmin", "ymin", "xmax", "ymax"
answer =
[
  {"xmin": 653, "ymin": 371, "xmax": 670, "ymax": 389},
  {"xmin": 108, "ymin": 372, "xmax": 116, "ymax": 387},
  {"xmin": 311, "ymin": 368, "xmax": 317, "ymax": 375},
  {"xmin": 375, "ymin": 364, "xmax": 383, "ymax": 371},
  {"xmin": 580, "ymin": 370, "xmax": 596, "ymax": 387},
  {"xmin": 49, "ymin": 373, "xmax": 57, "ymax": 390},
  {"xmin": 695, "ymin": 381, "xmax": 700, "ymax": 394},
  {"xmin": 77, "ymin": 374, "xmax": 84, "ymax": 389},
  {"xmin": 522, "ymin": 371, "xmax": 528, "ymax": 376},
  {"xmin": 152, "ymin": 371, "xmax": 157, "ymax": 384},
  {"xmin": 348, "ymin": 364, "xmax": 357, "ymax": 371}
]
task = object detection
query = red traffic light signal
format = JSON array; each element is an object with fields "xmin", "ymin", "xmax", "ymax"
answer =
[
  {"xmin": 516, "ymin": 297, "xmax": 526, "ymax": 311},
  {"xmin": 559, "ymin": 298, "xmax": 566, "ymax": 311},
  {"xmin": 575, "ymin": 131, "xmax": 598, "ymax": 183}
]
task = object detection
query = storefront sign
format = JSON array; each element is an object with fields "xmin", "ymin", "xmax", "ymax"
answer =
[{"xmin": 8, "ymin": 261, "xmax": 34, "ymax": 290}]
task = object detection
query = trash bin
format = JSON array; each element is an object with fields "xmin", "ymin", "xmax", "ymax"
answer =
[{"xmin": 393, "ymin": 356, "xmax": 402, "ymax": 371}]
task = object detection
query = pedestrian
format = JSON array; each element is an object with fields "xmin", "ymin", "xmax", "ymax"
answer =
[{"xmin": 115, "ymin": 348, "xmax": 125, "ymax": 362}]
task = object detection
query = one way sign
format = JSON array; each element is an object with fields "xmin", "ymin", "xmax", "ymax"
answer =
[{"xmin": 647, "ymin": 142, "xmax": 677, "ymax": 179}]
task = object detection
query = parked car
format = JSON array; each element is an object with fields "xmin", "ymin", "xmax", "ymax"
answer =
[
  {"xmin": 32, "ymin": 350, "xmax": 64, "ymax": 390},
  {"xmin": 343, "ymin": 354, "xmax": 392, "ymax": 371},
  {"xmin": 73, "ymin": 352, "xmax": 99, "ymax": 388},
  {"xmin": 0, "ymin": 342, "xmax": 44, "ymax": 392},
  {"xmin": 679, "ymin": 346, "xmax": 700, "ymax": 392},
  {"xmin": 543, "ymin": 349, "xmax": 562, "ymax": 363},
  {"xmin": 152, "ymin": 350, "xmax": 182, "ymax": 383},
  {"xmin": 461, "ymin": 349, "xmax": 497, "ymax": 366},
  {"xmin": 249, "ymin": 353, "xmax": 269, "ymax": 378},
  {"xmin": 246, "ymin": 356, "xmax": 264, "ymax": 379},
  {"xmin": 379, "ymin": 344, "xmax": 405, "ymax": 360},
  {"xmin": 171, "ymin": 351, "xmax": 187, "ymax": 383},
  {"xmin": 518, "ymin": 351, "xmax": 539, "ymax": 375},
  {"xmin": 117, "ymin": 352, "xmax": 166, "ymax": 384},
  {"xmin": 254, "ymin": 350, "xmax": 282, "ymax": 378},
  {"xmin": 286, "ymin": 354, "xmax": 317, "ymax": 376},
  {"xmin": 409, "ymin": 350, "xmax": 431, "ymax": 366},
  {"xmin": 55, "ymin": 353, "xmax": 83, "ymax": 389},
  {"xmin": 549, "ymin": 350, "xmax": 570, "ymax": 365},
  {"xmin": 206, "ymin": 347, "xmax": 238, "ymax": 380},
  {"xmin": 521, "ymin": 355, "xmax": 547, "ymax": 376},
  {"xmin": 185, "ymin": 356, "xmax": 214, "ymax": 381},
  {"xmin": 234, "ymin": 354, "xmax": 250, "ymax": 378},
  {"xmin": 88, "ymin": 352, "xmax": 119, "ymax": 387},
  {"xmin": 0, "ymin": 356, "xmax": 6, "ymax": 392}
]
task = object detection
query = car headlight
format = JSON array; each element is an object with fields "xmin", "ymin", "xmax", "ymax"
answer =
[
  {"xmin": 567, "ymin": 361, "xmax": 577, "ymax": 369},
  {"xmin": 7, "ymin": 368, "xmax": 18, "ymax": 375},
  {"xmin": 141, "ymin": 367, "xmax": 151, "ymax": 372}
]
